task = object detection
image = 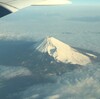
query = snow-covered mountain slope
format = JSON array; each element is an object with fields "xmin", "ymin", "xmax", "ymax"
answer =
[{"xmin": 35, "ymin": 36, "xmax": 94, "ymax": 66}]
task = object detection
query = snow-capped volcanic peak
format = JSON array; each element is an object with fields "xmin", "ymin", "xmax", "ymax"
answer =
[{"xmin": 36, "ymin": 36, "xmax": 91, "ymax": 66}]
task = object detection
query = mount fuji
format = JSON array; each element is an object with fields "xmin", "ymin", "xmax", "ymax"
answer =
[{"xmin": 34, "ymin": 36, "xmax": 95, "ymax": 66}]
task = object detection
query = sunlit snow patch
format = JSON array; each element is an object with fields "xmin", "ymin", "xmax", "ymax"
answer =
[
  {"xmin": 86, "ymin": 53, "xmax": 97, "ymax": 58},
  {"xmin": 35, "ymin": 36, "xmax": 95, "ymax": 66}
]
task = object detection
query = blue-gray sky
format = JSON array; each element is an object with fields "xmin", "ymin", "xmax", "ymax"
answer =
[{"xmin": 72, "ymin": 0, "xmax": 100, "ymax": 5}]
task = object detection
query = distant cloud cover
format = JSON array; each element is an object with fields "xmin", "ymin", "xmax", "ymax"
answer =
[{"xmin": 69, "ymin": 16, "xmax": 100, "ymax": 22}]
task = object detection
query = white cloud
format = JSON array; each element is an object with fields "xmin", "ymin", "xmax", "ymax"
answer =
[
  {"xmin": 0, "ymin": 33, "xmax": 35, "ymax": 41},
  {"xmin": 0, "ymin": 65, "xmax": 32, "ymax": 79},
  {"xmin": 45, "ymin": 94, "xmax": 60, "ymax": 99}
]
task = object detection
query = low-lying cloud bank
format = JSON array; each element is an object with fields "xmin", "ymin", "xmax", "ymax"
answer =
[
  {"xmin": 69, "ymin": 16, "xmax": 100, "ymax": 22},
  {"xmin": 0, "ymin": 65, "xmax": 32, "ymax": 80}
]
